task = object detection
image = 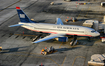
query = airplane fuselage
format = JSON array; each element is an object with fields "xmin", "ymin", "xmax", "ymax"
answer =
[{"xmin": 19, "ymin": 22, "xmax": 100, "ymax": 37}]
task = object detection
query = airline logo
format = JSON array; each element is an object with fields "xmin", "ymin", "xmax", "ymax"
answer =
[
  {"xmin": 19, "ymin": 14, "xmax": 25, "ymax": 18},
  {"xmin": 56, "ymin": 26, "xmax": 79, "ymax": 30}
]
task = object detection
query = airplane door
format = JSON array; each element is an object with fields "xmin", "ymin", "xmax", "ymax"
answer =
[
  {"xmin": 85, "ymin": 30, "xmax": 88, "ymax": 35},
  {"xmin": 85, "ymin": 30, "xmax": 91, "ymax": 36}
]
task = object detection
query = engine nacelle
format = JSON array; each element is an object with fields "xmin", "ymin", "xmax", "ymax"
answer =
[{"xmin": 55, "ymin": 36, "xmax": 68, "ymax": 42}]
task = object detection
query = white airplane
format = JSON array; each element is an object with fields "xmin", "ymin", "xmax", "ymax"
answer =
[{"xmin": 9, "ymin": 7, "xmax": 100, "ymax": 44}]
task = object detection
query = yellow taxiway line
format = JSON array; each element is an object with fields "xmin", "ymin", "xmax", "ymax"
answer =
[
  {"xmin": 72, "ymin": 56, "xmax": 86, "ymax": 66},
  {"xmin": 61, "ymin": 57, "xmax": 66, "ymax": 66}
]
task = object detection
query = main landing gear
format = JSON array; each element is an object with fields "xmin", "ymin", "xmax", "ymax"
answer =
[
  {"xmin": 87, "ymin": 37, "xmax": 91, "ymax": 42},
  {"xmin": 32, "ymin": 34, "xmax": 42, "ymax": 42},
  {"xmin": 70, "ymin": 35, "xmax": 77, "ymax": 46}
]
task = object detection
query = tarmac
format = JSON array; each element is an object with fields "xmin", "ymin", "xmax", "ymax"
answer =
[{"xmin": 0, "ymin": 0, "xmax": 105, "ymax": 66}]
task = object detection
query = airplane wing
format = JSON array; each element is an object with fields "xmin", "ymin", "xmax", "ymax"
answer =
[
  {"xmin": 33, "ymin": 33, "xmax": 66, "ymax": 43},
  {"xmin": 56, "ymin": 18, "xmax": 64, "ymax": 25}
]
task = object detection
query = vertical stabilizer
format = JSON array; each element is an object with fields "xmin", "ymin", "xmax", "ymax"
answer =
[{"xmin": 16, "ymin": 7, "xmax": 34, "ymax": 23}]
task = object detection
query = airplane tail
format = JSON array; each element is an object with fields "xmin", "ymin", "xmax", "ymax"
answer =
[{"xmin": 16, "ymin": 7, "xmax": 35, "ymax": 23}]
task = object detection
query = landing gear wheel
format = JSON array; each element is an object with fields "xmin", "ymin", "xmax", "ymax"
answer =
[
  {"xmin": 70, "ymin": 35, "xmax": 77, "ymax": 46},
  {"xmin": 87, "ymin": 37, "xmax": 91, "ymax": 42}
]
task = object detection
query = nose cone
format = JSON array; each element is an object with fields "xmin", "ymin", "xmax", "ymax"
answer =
[
  {"xmin": 98, "ymin": 33, "xmax": 100, "ymax": 36},
  {"xmin": 96, "ymin": 32, "xmax": 100, "ymax": 36},
  {"xmin": 92, "ymin": 32, "xmax": 100, "ymax": 37}
]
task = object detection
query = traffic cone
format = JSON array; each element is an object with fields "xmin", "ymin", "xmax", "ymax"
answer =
[
  {"xmin": 41, "ymin": 51, "xmax": 42, "ymax": 54},
  {"xmin": 39, "ymin": 63, "xmax": 43, "ymax": 66},
  {"xmin": 71, "ymin": 17, "xmax": 72, "ymax": 20},
  {"xmin": 45, "ymin": 47, "xmax": 47, "ymax": 49},
  {"xmin": 41, "ymin": 63, "xmax": 43, "ymax": 66},
  {"xmin": 23, "ymin": 31, "xmax": 24, "ymax": 34}
]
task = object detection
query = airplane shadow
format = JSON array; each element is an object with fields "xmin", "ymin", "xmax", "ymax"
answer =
[
  {"xmin": 71, "ymin": 0, "xmax": 84, "ymax": 1},
  {"xmin": 36, "ymin": 20, "xmax": 46, "ymax": 23},
  {"xmin": 47, "ymin": 37, "xmax": 100, "ymax": 54},
  {"xmin": 54, "ymin": 38, "xmax": 97, "ymax": 54},
  {"xmin": 77, "ymin": 37, "xmax": 100, "ymax": 46},
  {"xmin": 54, "ymin": 3, "xmax": 62, "ymax": 5},
  {"xmin": 77, "ymin": 18, "xmax": 91, "ymax": 21},
  {"xmin": 0, "ymin": 46, "xmax": 29, "ymax": 53},
  {"xmin": 55, "ymin": 47, "xmax": 80, "ymax": 53}
]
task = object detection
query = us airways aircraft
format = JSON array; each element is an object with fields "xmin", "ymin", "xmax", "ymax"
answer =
[{"xmin": 9, "ymin": 7, "xmax": 100, "ymax": 44}]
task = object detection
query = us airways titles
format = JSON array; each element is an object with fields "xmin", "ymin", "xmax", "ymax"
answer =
[{"xmin": 54, "ymin": 26, "xmax": 79, "ymax": 30}]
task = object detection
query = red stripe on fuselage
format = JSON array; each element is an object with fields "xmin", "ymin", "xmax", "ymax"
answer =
[
  {"xmin": 66, "ymin": 33, "xmax": 92, "ymax": 37},
  {"xmin": 24, "ymin": 27, "xmax": 57, "ymax": 34}
]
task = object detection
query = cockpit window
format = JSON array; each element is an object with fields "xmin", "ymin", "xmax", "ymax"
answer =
[{"xmin": 91, "ymin": 30, "xmax": 96, "ymax": 33}]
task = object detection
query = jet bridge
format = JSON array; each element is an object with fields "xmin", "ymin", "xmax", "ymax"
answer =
[
  {"xmin": 83, "ymin": 20, "xmax": 105, "ymax": 42},
  {"xmin": 83, "ymin": 20, "xmax": 105, "ymax": 33}
]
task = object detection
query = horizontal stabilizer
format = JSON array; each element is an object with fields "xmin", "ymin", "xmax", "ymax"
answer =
[{"xmin": 9, "ymin": 24, "xmax": 23, "ymax": 27}]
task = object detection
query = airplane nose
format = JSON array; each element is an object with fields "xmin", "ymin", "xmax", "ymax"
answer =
[{"xmin": 97, "ymin": 32, "xmax": 100, "ymax": 36}]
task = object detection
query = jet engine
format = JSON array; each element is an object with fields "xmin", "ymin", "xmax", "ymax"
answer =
[{"xmin": 55, "ymin": 36, "xmax": 68, "ymax": 42}]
